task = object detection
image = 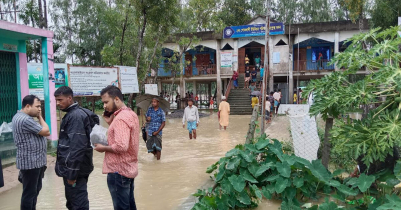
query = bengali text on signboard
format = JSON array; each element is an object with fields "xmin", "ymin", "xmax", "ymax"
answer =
[
  {"xmin": 223, "ymin": 22, "xmax": 285, "ymax": 39},
  {"xmin": 68, "ymin": 65, "xmax": 119, "ymax": 96},
  {"xmin": 116, "ymin": 66, "xmax": 140, "ymax": 94}
]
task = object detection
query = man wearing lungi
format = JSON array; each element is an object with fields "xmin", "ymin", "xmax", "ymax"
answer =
[{"xmin": 146, "ymin": 98, "xmax": 166, "ymax": 160}]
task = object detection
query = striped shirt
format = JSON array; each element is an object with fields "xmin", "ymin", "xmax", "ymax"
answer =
[
  {"xmin": 12, "ymin": 111, "xmax": 47, "ymax": 170},
  {"xmin": 103, "ymin": 107, "xmax": 139, "ymax": 179}
]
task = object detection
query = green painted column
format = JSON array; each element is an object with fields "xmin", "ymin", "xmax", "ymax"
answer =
[{"xmin": 41, "ymin": 37, "xmax": 51, "ymax": 132}]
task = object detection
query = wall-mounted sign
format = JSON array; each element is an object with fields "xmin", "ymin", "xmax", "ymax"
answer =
[
  {"xmin": 2, "ymin": 43, "xmax": 17, "ymax": 51},
  {"xmin": 220, "ymin": 52, "xmax": 232, "ymax": 67},
  {"xmin": 223, "ymin": 22, "xmax": 285, "ymax": 39},
  {"xmin": 68, "ymin": 65, "xmax": 119, "ymax": 96},
  {"xmin": 116, "ymin": 66, "xmax": 140, "ymax": 94},
  {"xmin": 28, "ymin": 63, "xmax": 68, "ymax": 100},
  {"xmin": 145, "ymin": 84, "xmax": 158, "ymax": 96}
]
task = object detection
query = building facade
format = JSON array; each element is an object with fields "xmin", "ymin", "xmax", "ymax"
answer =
[{"xmin": 157, "ymin": 17, "xmax": 369, "ymax": 106}]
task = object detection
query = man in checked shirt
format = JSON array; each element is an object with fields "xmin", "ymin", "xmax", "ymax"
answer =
[{"xmin": 12, "ymin": 95, "xmax": 50, "ymax": 210}]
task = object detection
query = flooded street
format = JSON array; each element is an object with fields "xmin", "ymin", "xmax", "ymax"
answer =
[{"xmin": 0, "ymin": 113, "xmax": 255, "ymax": 210}]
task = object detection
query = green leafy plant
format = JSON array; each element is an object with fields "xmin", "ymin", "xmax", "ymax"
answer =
[
  {"xmin": 192, "ymin": 134, "xmax": 397, "ymax": 209},
  {"xmin": 304, "ymin": 26, "xmax": 401, "ymax": 168}
]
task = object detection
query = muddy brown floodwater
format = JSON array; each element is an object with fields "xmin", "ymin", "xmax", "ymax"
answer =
[{"xmin": 0, "ymin": 113, "xmax": 281, "ymax": 210}]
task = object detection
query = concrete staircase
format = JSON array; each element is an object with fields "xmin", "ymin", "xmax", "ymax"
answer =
[{"xmin": 227, "ymin": 74, "xmax": 253, "ymax": 115}]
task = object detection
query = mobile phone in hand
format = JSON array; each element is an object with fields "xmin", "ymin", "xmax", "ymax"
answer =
[{"xmin": 103, "ymin": 111, "xmax": 114, "ymax": 117}]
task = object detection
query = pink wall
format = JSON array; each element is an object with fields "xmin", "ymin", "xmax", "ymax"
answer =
[{"xmin": 18, "ymin": 53, "xmax": 29, "ymax": 98}]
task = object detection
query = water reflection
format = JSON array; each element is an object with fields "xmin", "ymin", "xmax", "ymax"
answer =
[{"xmin": 0, "ymin": 113, "xmax": 253, "ymax": 210}]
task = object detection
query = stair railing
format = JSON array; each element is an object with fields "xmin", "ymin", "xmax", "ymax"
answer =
[{"xmin": 224, "ymin": 78, "xmax": 233, "ymax": 100}]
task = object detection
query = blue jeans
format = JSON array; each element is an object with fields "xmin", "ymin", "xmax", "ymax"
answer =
[{"xmin": 107, "ymin": 173, "xmax": 137, "ymax": 210}]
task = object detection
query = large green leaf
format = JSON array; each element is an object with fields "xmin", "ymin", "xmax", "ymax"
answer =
[
  {"xmin": 263, "ymin": 174, "xmax": 280, "ymax": 182},
  {"xmin": 356, "ymin": 173, "xmax": 375, "ymax": 192},
  {"xmin": 284, "ymin": 187, "xmax": 297, "ymax": 200},
  {"xmin": 293, "ymin": 176, "xmax": 304, "ymax": 188},
  {"xmin": 236, "ymin": 190, "xmax": 251, "ymax": 205},
  {"xmin": 261, "ymin": 186, "xmax": 273, "ymax": 199},
  {"xmin": 245, "ymin": 144, "xmax": 261, "ymax": 153},
  {"xmin": 247, "ymin": 162, "xmax": 259, "ymax": 177},
  {"xmin": 240, "ymin": 168, "xmax": 258, "ymax": 183},
  {"xmin": 250, "ymin": 184, "xmax": 262, "ymax": 199},
  {"xmin": 336, "ymin": 185, "xmax": 359, "ymax": 196},
  {"xmin": 255, "ymin": 162, "xmax": 274, "ymax": 177},
  {"xmin": 275, "ymin": 177, "xmax": 289, "ymax": 194},
  {"xmin": 268, "ymin": 140, "xmax": 284, "ymax": 160},
  {"xmin": 216, "ymin": 163, "xmax": 226, "ymax": 182},
  {"xmin": 377, "ymin": 194, "xmax": 401, "ymax": 210},
  {"xmin": 226, "ymin": 157, "xmax": 240, "ymax": 171},
  {"xmin": 206, "ymin": 164, "xmax": 217, "ymax": 173},
  {"xmin": 276, "ymin": 161, "xmax": 291, "ymax": 178},
  {"xmin": 255, "ymin": 138, "xmax": 270, "ymax": 150},
  {"xmin": 228, "ymin": 175, "xmax": 246, "ymax": 192},
  {"xmin": 239, "ymin": 151, "xmax": 254, "ymax": 163},
  {"xmin": 216, "ymin": 194, "xmax": 229, "ymax": 210},
  {"xmin": 309, "ymin": 160, "xmax": 331, "ymax": 182},
  {"xmin": 225, "ymin": 148, "xmax": 240, "ymax": 157},
  {"xmin": 220, "ymin": 179, "xmax": 234, "ymax": 194}
]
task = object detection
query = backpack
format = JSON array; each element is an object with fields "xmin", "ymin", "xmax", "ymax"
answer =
[{"xmin": 79, "ymin": 107, "xmax": 100, "ymax": 128}]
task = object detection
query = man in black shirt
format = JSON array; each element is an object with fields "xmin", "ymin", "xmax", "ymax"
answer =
[
  {"xmin": 244, "ymin": 67, "xmax": 251, "ymax": 89},
  {"xmin": 251, "ymin": 67, "xmax": 257, "ymax": 83}
]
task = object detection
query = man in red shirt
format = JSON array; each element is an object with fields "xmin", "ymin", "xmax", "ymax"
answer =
[{"xmin": 94, "ymin": 85, "xmax": 139, "ymax": 210}]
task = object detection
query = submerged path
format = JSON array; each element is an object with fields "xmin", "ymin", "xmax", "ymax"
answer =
[{"xmin": 0, "ymin": 113, "xmax": 251, "ymax": 210}]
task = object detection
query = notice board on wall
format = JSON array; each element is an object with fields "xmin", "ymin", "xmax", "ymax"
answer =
[{"xmin": 67, "ymin": 65, "xmax": 119, "ymax": 96}]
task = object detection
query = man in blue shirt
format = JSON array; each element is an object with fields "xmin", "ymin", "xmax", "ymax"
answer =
[{"xmin": 146, "ymin": 98, "xmax": 166, "ymax": 160}]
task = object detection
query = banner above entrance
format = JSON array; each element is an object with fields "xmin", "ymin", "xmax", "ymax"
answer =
[{"xmin": 223, "ymin": 22, "xmax": 284, "ymax": 39}]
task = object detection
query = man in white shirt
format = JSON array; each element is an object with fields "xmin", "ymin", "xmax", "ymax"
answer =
[{"xmin": 182, "ymin": 98, "xmax": 200, "ymax": 139}]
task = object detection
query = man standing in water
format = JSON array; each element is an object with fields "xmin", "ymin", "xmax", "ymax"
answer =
[
  {"xmin": 12, "ymin": 95, "xmax": 50, "ymax": 210},
  {"xmin": 54, "ymin": 86, "xmax": 97, "ymax": 210},
  {"xmin": 146, "ymin": 98, "xmax": 166, "ymax": 160},
  {"xmin": 182, "ymin": 98, "xmax": 200, "ymax": 139},
  {"xmin": 218, "ymin": 96, "xmax": 230, "ymax": 130},
  {"xmin": 94, "ymin": 85, "xmax": 139, "ymax": 210}
]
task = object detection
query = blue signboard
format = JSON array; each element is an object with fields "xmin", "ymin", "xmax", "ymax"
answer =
[{"xmin": 223, "ymin": 22, "xmax": 284, "ymax": 39}]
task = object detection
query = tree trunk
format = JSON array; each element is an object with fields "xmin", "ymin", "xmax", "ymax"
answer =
[
  {"xmin": 147, "ymin": 25, "xmax": 162, "ymax": 82},
  {"xmin": 43, "ymin": 0, "xmax": 48, "ymax": 28},
  {"xmin": 38, "ymin": 0, "xmax": 43, "ymax": 28},
  {"xmin": 13, "ymin": 0, "xmax": 16, "ymax": 23},
  {"xmin": 119, "ymin": 6, "xmax": 130, "ymax": 65},
  {"xmin": 0, "ymin": 4, "xmax": 3, "ymax": 20},
  {"xmin": 128, "ymin": 5, "xmax": 147, "ymax": 108},
  {"xmin": 322, "ymin": 117, "xmax": 334, "ymax": 168}
]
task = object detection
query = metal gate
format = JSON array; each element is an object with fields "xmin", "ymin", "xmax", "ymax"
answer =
[{"xmin": 0, "ymin": 51, "xmax": 18, "ymax": 123}]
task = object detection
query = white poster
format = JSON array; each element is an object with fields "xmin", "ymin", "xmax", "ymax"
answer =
[
  {"xmin": 116, "ymin": 66, "xmax": 139, "ymax": 94},
  {"xmin": 145, "ymin": 84, "xmax": 158, "ymax": 96},
  {"xmin": 232, "ymin": 54, "xmax": 238, "ymax": 62},
  {"xmin": 68, "ymin": 65, "xmax": 119, "ymax": 96},
  {"xmin": 221, "ymin": 52, "xmax": 232, "ymax": 67}
]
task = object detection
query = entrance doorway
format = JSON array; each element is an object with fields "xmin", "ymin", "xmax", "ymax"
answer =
[
  {"xmin": 238, "ymin": 41, "xmax": 265, "ymax": 73},
  {"xmin": 0, "ymin": 51, "xmax": 18, "ymax": 123}
]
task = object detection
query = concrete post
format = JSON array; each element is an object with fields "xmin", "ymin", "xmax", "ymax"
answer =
[
  {"xmin": 289, "ymin": 35, "xmax": 294, "ymax": 104},
  {"xmin": 216, "ymin": 40, "xmax": 222, "ymax": 105},
  {"xmin": 179, "ymin": 47, "xmax": 186, "ymax": 109},
  {"xmin": 268, "ymin": 35, "xmax": 274, "ymax": 92},
  {"xmin": 208, "ymin": 82, "xmax": 212, "ymax": 100},
  {"xmin": 158, "ymin": 80, "xmax": 162, "ymax": 95},
  {"xmin": 193, "ymin": 80, "xmax": 197, "ymax": 96},
  {"xmin": 334, "ymin": 32, "xmax": 340, "ymax": 71},
  {"xmin": 233, "ymin": 39, "xmax": 238, "ymax": 72}
]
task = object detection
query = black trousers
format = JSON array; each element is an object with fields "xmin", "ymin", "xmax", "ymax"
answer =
[
  {"xmin": 0, "ymin": 157, "xmax": 4, "ymax": 188},
  {"xmin": 63, "ymin": 176, "xmax": 89, "ymax": 210},
  {"xmin": 20, "ymin": 166, "xmax": 46, "ymax": 210}
]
